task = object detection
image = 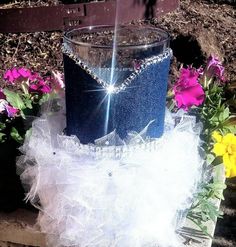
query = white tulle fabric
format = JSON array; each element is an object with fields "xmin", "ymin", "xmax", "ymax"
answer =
[{"xmin": 17, "ymin": 105, "xmax": 204, "ymax": 247}]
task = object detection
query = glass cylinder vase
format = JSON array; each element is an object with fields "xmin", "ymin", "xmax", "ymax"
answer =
[{"xmin": 63, "ymin": 25, "xmax": 171, "ymax": 144}]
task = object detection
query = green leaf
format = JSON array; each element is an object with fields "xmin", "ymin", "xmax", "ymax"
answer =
[
  {"xmin": 25, "ymin": 128, "xmax": 32, "ymax": 140},
  {"xmin": 223, "ymin": 107, "xmax": 230, "ymax": 120},
  {"xmin": 218, "ymin": 106, "xmax": 229, "ymax": 122},
  {"xmin": 223, "ymin": 125, "xmax": 236, "ymax": 134},
  {"xmin": 10, "ymin": 127, "xmax": 24, "ymax": 143},
  {"xmin": 211, "ymin": 156, "xmax": 223, "ymax": 167},
  {"xmin": 0, "ymin": 132, "xmax": 6, "ymax": 143},
  {"xmin": 38, "ymin": 93, "xmax": 51, "ymax": 105},
  {"xmin": 4, "ymin": 89, "xmax": 26, "ymax": 110},
  {"xmin": 0, "ymin": 123, "xmax": 6, "ymax": 131},
  {"xmin": 206, "ymin": 153, "xmax": 216, "ymax": 165},
  {"xmin": 214, "ymin": 165, "xmax": 225, "ymax": 183},
  {"xmin": 23, "ymin": 97, "xmax": 33, "ymax": 109}
]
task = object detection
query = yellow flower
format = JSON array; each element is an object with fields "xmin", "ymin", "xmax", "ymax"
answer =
[
  {"xmin": 212, "ymin": 131, "xmax": 222, "ymax": 143},
  {"xmin": 212, "ymin": 132, "xmax": 236, "ymax": 178}
]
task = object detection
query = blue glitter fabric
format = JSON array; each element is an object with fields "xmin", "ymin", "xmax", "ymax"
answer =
[{"xmin": 64, "ymin": 54, "xmax": 171, "ymax": 144}]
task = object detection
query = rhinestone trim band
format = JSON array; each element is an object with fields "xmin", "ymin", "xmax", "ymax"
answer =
[{"xmin": 57, "ymin": 134, "xmax": 163, "ymax": 160}]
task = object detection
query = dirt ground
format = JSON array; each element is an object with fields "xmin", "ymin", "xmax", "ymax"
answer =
[
  {"xmin": 0, "ymin": 0, "xmax": 235, "ymax": 246},
  {"xmin": 0, "ymin": 0, "xmax": 235, "ymax": 81}
]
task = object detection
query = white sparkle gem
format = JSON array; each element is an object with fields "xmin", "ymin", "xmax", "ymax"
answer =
[{"xmin": 106, "ymin": 85, "xmax": 115, "ymax": 94}]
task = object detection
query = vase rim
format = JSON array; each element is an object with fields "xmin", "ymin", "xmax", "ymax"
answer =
[{"xmin": 63, "ymin": 25, "xmax": 169, "ymax": 50}]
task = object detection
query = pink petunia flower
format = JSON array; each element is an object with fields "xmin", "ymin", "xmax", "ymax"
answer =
[
  {"xmin": 5, "ymin": 105, "xmax": 19, "ymax": 118},
  {"xmin": 174, "ymin": 67, "xmax": 205, "ymax": 111},
  {"xmin": 205, "ymin": 55, "xmax": 225, "ymax": 82},
  {"xmin": 4, "ymin": 69, "xmax": 18, "ymax": 83},
  {"xmin": 18, "ymin": 68, "xmax": 32, "ymax": 78},
  {"xmin": 52, "ymin": 71, "xmax": 65, "ymax": 90},
  {"xmin": 4, "ymin": 68, "xmax": 32, "ymax": 84},
  {"xmin": 0, "ymin": 99, "xmax": 18, "ymax": 118},
  {"xmin": 29, "ymin": 80, "xmax": 52, "ymax": 94}
]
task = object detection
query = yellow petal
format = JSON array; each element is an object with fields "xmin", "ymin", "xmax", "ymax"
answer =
[
  {"xmin": 230, "ymin": 154, "xmax": 236, "ymax": 166},
  {"xmin": 212, "ymin": 131, "xmax": 222, "ymax": 143},
  {"xmin": 232, "ymin": 144, "xmax": 236, "ymax": 153},
  {"xmin": 225, "ymin": 167, "xmax": 231, "ymax": 178},
  {"xmin": 213, "ymin": 143, "xmax": 227, "ymax": 156},
  {"xmin": 229, "ymin": 165, "xmax": 236, "ymax": 178},
  {"xmin": 233, "ymin": 152, "xmax": 236, "ymax": 158},
  {"xmin": 232, "ymin": 136, "xmax": 236, "ymax": 146},
  {"xmin": 223, "ymin": 153, "xmax": 232, "ymax": 168},
  {"xmin": 222, "ymin": 133, "xmax": 235, "ymax": 145},
  {"xmin": 227, "ymin": 144, "xmax": 236, "ymax": 155}
]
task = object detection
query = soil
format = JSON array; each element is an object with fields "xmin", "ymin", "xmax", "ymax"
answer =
[
  {"xmin": 158, "ymin": 0, "xmax": 236, "ymax": 82},
  {"xmin": 74, "ymin": 28, "xmax": 163, "ymax": 46},
  {"xmin": 0, "ymin": 0, "xmax": 236, "ymax": 246}
]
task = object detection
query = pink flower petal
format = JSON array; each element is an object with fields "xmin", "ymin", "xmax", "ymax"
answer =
[
  {"xmin": 4, "ymin": 68, "xmax": 32, "ymax": 84},
  {"xmin": 206, "ymin": 55, "xmax": 225, "ymax": 82},
  {"xmin": 4, "ymin": 70, "xmax": 15, "ymax": 83},
  {"xmin": 29, "ymin": 84, "xmax": 38, "ymax": 91},
  {"xmin": 18, "ymin": 68, "xmax": 32, "ymax": 78},
  {"xmin": 12, "ymin": 68, "xmax": 20, "ymax": 79},
  {"xmin": 175, "ymin": 85, "xmax": 205, "ymax": 111},
  {"xmin": 39, "ymin": 84, "xmax": 52, "ymax": 93},
  {"xmin": 52, "ymin": 71, "xmax": 65, "ymax": 90},
  {"xmin": 5, "ymin": 105, "xmax": 18, "ymax": 118},
  {"xmin": 29, "ymin": 81, "xmax": 52, "ymax": 94},
  {"xmin": 174, "ymin": 67, "xmax": 205, "ymax": 111},
  {"xmin": 0, "ymin": 99, "xmax": 18, "ymax": 117}
]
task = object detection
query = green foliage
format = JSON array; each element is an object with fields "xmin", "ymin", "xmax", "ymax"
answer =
[
  {"xmin": 186, "ymin": 89, "xmax": 229, "ymax": 235},
  {"xmin": 38, "ymin": 92, "xmax": 54, "ymax": 105},
  {"xmin": 187, "ymin": 165, "xmax": 226, "ymax": 237},
  {"xmin": 4, "ymin": 89, "xmax": 26, "ymax": 110},
  {"xmin": 0, "ymin": 122, "xmax": 6, "ymax": 131},
  {"xmin": 10, "ymin": 127, "xmax": 24, "ymax": 143},
  {"xmin": 169, "ymin": 63, "xmax": 235, "ymax": 236},
  {"xmin": 195, "ymin": 84, "xmax": 227, "ymax": 144},
  {"xmin": 22, "ymin": 95, "xmax": 33, "ymax": 109},
  {"xmin": 0, "ymin": 132, "xmax": 6, "ymax": 143},
  {"xmin": 0, "ymin": 69, "xmax": 64, "ymax": 144}
]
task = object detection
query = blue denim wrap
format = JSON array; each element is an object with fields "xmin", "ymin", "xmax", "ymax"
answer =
[{"xmin": 64, "ymin": 53, "xmax": 171, "ymax": 144}]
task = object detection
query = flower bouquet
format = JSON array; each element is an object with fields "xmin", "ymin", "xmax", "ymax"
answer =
[
  {"xmin": 168, "ymin": 55, "xmax": 236, "ymax": 236},
  {"xmin": 0, "ymin": 67, "xmax": 64, "ymax": 211}
]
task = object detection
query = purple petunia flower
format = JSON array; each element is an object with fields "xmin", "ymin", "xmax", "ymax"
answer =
[
  {"xmin": 5, "ymin": 105, "xmax": 19, "ymax": 118},
  {"xmin": 205, "ymin": 55, "xmax": 225, "ymax": 82},
  {"xmin": 0, "ymin": 99, "xmax": 18, "ymax": 118}
]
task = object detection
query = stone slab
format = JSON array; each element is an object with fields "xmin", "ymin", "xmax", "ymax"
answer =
[
  {"xmin": 0, "ymin": 207, "xmax": 221, "ymax": 247},
  {"xmin": 0, "ymin": 209, "xmax": 46, "ymax": 247}
]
